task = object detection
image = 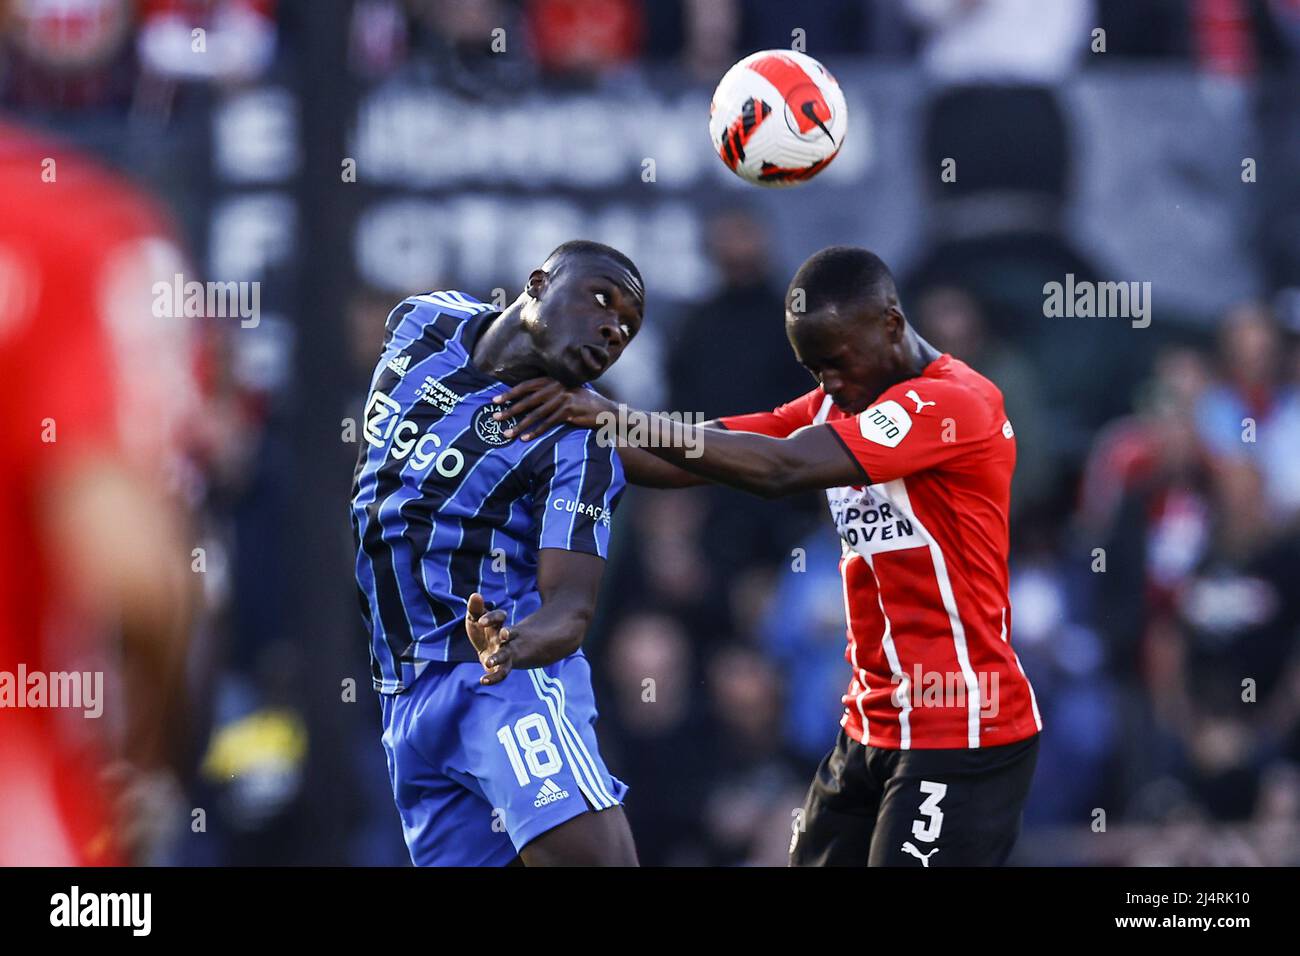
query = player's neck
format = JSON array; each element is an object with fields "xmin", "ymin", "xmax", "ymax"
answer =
[
  {"xmin": 904, "ymin": 332, "xmax": 942, "ymax": 378},
  {"xmin": 470, "ymin": 307, "xmax": 547, "ymax": 384}
]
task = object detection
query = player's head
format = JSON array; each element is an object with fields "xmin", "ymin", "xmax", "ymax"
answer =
[
  {"xmin": 518, "ymin": 240, "xmax": 645, "ymax": 387},
  {"xmin": 784, "ymin": 246, "xmax": 911, "ymax": 414}
]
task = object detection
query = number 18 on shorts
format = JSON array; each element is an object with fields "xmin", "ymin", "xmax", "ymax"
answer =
[{"xmin": 379, "ymin": 653, "xmax": 627, "ymax": 867}]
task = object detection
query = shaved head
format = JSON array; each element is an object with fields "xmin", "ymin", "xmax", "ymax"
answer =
[
  {"xmin": 786, "ymin": 246, "xmax": 898, "ymax": 325},
  {"xmin": 782, "ymin": 246, "xmax": 936, "ymax": 415}
]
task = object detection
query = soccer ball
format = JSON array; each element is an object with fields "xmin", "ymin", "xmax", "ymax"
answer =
[{"xmin": 709, "ymin": 49, "xmax": 847, "ymax": 187}]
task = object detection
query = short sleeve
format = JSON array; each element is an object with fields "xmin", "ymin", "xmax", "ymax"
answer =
[
  {"xmin": 826, "ymin": 381, "xmax": 995, "ymax": 485},
  {"xmin": 718, "ymin": 386, "xmax": 825, "ymax": 438},
  {"xmin": 531, "ymin": 429, "xmax": 625, "ymax": 558}
]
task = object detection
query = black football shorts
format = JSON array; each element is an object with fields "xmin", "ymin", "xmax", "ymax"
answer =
[{"xmin": 790, "ymin": 728, "xmax": 1040, "ymax": 866}]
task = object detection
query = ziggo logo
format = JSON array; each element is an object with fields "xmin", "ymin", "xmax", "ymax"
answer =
[{"xmin": 363, "ymin": 390, "xmax": 466, "ymax": 477}]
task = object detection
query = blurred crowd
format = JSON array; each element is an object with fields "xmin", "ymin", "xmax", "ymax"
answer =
[
  {"xmin": 5, "ymin": 0, "xmax": 1300, "ymax": 114},
  {"xmin": 2, "ymin": 0, "xmax": 1298, "ymax": 867}
]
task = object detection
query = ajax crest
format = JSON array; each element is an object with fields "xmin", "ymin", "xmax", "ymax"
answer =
[{"xmin": 474, "ymin": 402, "xmax": 517, "ymax": 446}]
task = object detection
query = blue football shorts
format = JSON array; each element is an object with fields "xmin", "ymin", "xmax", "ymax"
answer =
[{"xmin": 378, "ymin": 651, "xmax": 628, "ymax": 866}]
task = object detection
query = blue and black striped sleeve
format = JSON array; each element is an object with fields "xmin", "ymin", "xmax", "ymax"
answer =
[
  {"xmin": 530, "ymin": 429, "xmax": 625, "ymax": 559},
  {"xmin": 383, "ymin": 292, "xmax": 478, "ymax": 348}
]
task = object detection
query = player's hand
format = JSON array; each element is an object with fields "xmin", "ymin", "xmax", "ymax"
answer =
[
  {"xmin": 465, "ymin": 592, "xmax": 514, "ymax": 685},
  {"xmin": 492, "ymin": 378, "xmax": 615, "ymax": 440}
]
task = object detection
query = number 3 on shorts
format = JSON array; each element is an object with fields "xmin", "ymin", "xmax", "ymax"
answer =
[
  {"xmin": 496, "ymin": 713, "xmax": 563, "ymax": 786},
  {"xmin": 911, "ymin": 780, "xmax": 948, "ymax": 843}
]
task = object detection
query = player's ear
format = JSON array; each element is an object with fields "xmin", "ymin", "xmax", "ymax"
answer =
[
  {"xmin": 525, "ymin": 268, "xmax": 548, "ymax": 300},
  {"xmin": 883, "ymin": 305, "xmax": 907, "ymax": 340}
]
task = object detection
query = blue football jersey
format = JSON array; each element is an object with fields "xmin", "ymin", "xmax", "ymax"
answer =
[{"xmin": 351, "ymin": 291, "xmax": 625, "ymax": 693}]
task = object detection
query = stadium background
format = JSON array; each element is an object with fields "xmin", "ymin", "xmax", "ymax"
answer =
[{"xmin": 5, "ymin": 0, "xmax": 1300, "ymax": 865}]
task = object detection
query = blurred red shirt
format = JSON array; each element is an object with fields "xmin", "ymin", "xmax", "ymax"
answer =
[{"xmin": 0, "ymin": 122, "xmax": 197, "ymax": 864}]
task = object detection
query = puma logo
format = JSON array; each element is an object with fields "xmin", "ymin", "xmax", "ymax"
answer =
[
  {"xmin": 905, "ymin": 389, "xmax": 936, "ymax": 413},
  {"xmin": 901, "ymin": 841, "xmax": 939, "ymax": 866}
]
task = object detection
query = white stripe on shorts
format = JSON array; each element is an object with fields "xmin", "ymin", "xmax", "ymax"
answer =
[
  {"xmin": 527, "ymin": 669, "xmax": 614, "ymax": 810},
  {"xmin": 536, "ymin": 669, "xmax": 617, "ymax": 807}
]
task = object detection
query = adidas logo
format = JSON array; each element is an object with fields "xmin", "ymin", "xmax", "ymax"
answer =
[
  {"xmin": 533, "ymin": 778, "xmax": 570, "ymax": 808},
  {"xmin": 387, "ymin": 354, "xmax": 411, "ymax": 377}
]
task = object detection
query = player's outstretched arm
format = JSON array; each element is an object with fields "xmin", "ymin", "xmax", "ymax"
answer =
[
  {"xmin": 494, "ymin": 381, "xmax": 862, "ymax": 498},
  {"xmin": 612, "ymin": 444, "xmax": 714, "ymax": 488},
  {"xmin": 492, "ymin": 379, "xmax": 711, "ymax": 488},
  {"xmin": 638, "ymin": 419, "xmax": 862, "ymax": 498},
  {"xmin": 464, "ymin": 550, "xmax": 606, "ymax": 684}
]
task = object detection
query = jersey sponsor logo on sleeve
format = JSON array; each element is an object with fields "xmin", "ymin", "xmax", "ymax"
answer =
[
  {"xmin": 859, "ymin": 400, "xmax": 912, "ymax": 447},
  {"xmin": 1002, "ymin": 419, "xmax": 1014, "ymax": 439},
  {"xmin": 551, "ymin": 497, "xmax": 613, "ymax": 527}
]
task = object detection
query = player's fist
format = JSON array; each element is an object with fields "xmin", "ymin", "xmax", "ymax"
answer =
[{"xmin": 465, "ymin": 592, "xmax": 514, "ymax": 685}]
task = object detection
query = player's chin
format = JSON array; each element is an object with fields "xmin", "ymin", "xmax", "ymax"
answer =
[
  {"xmin": 834, "ymin": 396, "xmax": 869, "ymax": 415},
  {"xmin": 557, "ymin": 351, "xmax": 599, "ymax": 387}
]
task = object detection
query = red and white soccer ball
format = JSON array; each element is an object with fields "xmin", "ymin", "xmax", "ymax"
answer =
[{"xmin": 709, "ymin": 49, "xmax": 848, "ymax": 187}]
